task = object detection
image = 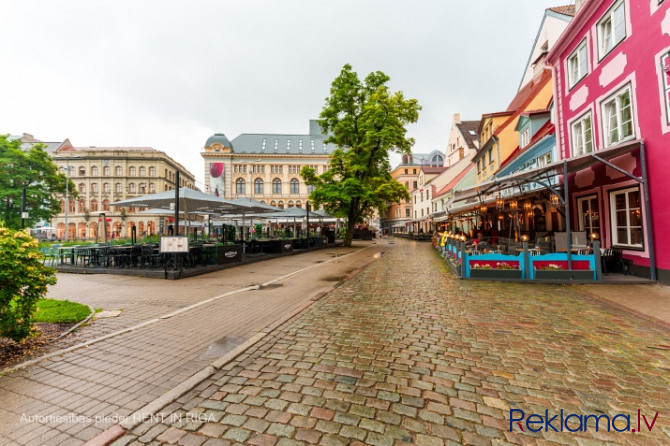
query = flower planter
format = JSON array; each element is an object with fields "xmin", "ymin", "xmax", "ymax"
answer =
[
  {"xmin": 534, "ymin": 269, "xmax": 594, "ymax": 281},
  {"xmin": 470, "ymin": 269, "xmax": 522, "ymax": 280},
  {"xmin": 217, "ymin": 244, "xmax": 243, "ymax": 264}
]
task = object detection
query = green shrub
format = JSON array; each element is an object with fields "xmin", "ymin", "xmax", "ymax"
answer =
[{"xmin": 0, "ymin": 225, "xmax": 57, "ymax": 341}]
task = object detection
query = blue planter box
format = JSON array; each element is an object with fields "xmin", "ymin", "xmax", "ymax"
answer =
[{"xmin": 469, "ymin": 269, "xmax": 522, "ymax": 280}]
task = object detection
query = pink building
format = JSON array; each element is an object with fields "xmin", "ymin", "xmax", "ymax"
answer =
[{"xmin": 547, "ymin": 0, "xmax": 670, "ymax": 282}]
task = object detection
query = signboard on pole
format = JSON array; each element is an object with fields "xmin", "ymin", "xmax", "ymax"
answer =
[{"xmin": 160, "ymin": 236, "xmax": 189, "ymax": 253}]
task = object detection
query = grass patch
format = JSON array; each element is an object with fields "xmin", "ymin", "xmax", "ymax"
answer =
[{"xmin": 32, "ymin": 299, "xmax": 91, "ymax": 324}]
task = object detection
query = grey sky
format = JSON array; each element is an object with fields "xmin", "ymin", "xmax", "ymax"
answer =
[{"xmin": 1, "ymin": 0, "xmax": 570, "ymax": 189}]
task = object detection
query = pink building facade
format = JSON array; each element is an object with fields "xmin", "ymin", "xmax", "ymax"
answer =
[{"xmin": 547, "ymin": 0, "xmax": 670, "ymax": 282}]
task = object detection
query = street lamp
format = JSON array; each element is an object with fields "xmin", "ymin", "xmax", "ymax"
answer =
[{"xmin": 63, "ymin": 165, "xmax": 74, "ymax": 241}]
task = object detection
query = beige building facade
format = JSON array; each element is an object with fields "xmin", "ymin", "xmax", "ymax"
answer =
[
  {"xmin": 201, "ymin": 120, "xmax": 335, "ymax": 209},
  {"xmin": 49, "ymin": 143, "xmax": 195, "ymax": 240}
]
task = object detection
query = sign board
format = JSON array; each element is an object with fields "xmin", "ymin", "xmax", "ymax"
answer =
[{"xmin": 160, "ymin": 236, "xmax": 189, "ymax": 253}]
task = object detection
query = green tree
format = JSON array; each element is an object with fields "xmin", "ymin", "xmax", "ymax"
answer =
[
  {"xmin": 301, "ymin": 64, "xmax": 420, "ymax": 246},
  {"xmin": 0, "ymin": 135, "xmax": 73, "ymax": 229},
  {"xmin": 0, "ymin": 225, "xmax": 57, "ymax": 341}
]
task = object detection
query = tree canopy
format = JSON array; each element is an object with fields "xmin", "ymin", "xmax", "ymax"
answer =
[
  {"xmin": 301, "ymin": 64, "xmax": 420, "ymax": 246},
  {"xmin": 0, "ymin": 135, "xmax": 73, "ymax": 229}
]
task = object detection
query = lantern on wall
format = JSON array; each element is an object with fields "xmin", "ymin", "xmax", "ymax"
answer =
[
  {"xmin": 509, "ymin": 200, "xmax": 518, "ymax": 211},
  {"xmin": 550, "ymin": 194, "xmax": 560, "ymax": 207},
  {"xmin": 496, "ymin": 196, "xmax": 504, "ymax": 211}
]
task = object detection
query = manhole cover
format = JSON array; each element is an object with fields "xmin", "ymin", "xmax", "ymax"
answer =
[{"xmin": 200, "ymin": 335, "xmax": 246, "ymax": 359}]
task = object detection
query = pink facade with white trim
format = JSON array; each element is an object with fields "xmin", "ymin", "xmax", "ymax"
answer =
[{"xmin": 547, "ymin": 0, "xmax": 670, "ymax": 281}]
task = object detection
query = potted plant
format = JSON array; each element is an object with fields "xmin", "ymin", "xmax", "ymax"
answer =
[
  {"xmin": 534, "ymin": 263, "xmax": 594, "ymax": 280},
  {"xmin": 469, "ymin": 261, "xmax": 522, "ymax": 279}
]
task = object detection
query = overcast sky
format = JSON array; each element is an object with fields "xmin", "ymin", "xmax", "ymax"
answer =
[{"xmin": 1, "ymin": 0, "xmax": 571, "ymax": 189}]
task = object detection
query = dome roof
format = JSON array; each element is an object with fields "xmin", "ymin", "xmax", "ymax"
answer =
[{"xmin": 205, "ymin": 133, "xmax": 232, "ymax": 148}]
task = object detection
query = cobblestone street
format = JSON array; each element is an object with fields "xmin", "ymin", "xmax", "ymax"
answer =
[{"xmin": 114, "ymin": 239, "xmax": 670, "ymax": 446}]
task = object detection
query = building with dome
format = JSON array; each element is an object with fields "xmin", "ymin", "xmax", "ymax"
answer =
[{"xmin": 201, "ymin": 120, "xmax": 336, "ymax": 209}]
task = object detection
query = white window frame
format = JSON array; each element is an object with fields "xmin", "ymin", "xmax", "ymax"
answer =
[
  {"xmin": 597, "ymin": 0, "xmax": 626, "ymax": 60},
  {"xmin": 571, "ymin": 111, "xmax": 594, "ymax": 156},
  {"xmin": 600, "ymin": 84, "xmax": 634, "ymax": 147},
  {"xmin": 577, "ymin": 194, "xmax": 600, "ymax": 236},
  {"xmin": 568, "ymin": 39, "xmax": 588, "ymax": 88},
  {"xmin": 609, "ymin": 186, "xmax": 643, "ymax": 249},
  {"xmin": 520, "ymin": 129, "xmax": 530, "ymax": 148},
  {"xmin": 660, "ymin": 50, "xmax": 670, "ymax": 127}
]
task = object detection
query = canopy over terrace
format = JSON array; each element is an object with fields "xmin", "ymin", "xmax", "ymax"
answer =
[{"xmin": 448, "ymin": 140, "xmax": 655, "ymax": 280}]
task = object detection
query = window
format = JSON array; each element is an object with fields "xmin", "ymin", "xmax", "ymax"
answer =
[
  {"xmin": 149, "ymin": 183, "xmax": 156, "ymax": 193},
  {"xmin": 115, "ymin": 166, "xmax": 122, "ymax": 176},
  {"xmin": 254, "ymin": 178, "xmax": 263, "ymax": 194},
  {"xmin": 568, "ymin": 40, "xmax": 588, "ymax": 87},
  {"xmin": 90, "ymin": 199, "xmax": 98, "ymax": 212},
  {"xmin": 601, "ymin": 84, "xmax": 634, "ymax": 146},
  {"xmin": 413, "ymin": 181, "xmax": 417, "ymax": 189},
  {"xmin": 296, "ymin": 200, "xmax": 302, "ymax": 208},
  {"xmin": 78, "ymin": 183, "xmax": 85, "ymax": 193},
  {"xmin": 115, "ymin": 183, "xmax": 122, "ymax": 193},
  {"xmin": 404, "ymin": 169, "xmax": 408, "ymax": 174},
  {"xmin": 598, "ymin": 0, "xmax": 626, "ymax": 59},
  {"xmin": 91, "ymin": 166, "xmax": 98, "ymax": 176},
  {"xmin": 78, "ymin": 166, "xmax": 86, "ymax": 176},
  {"xmin": 308, "ymin": 185, "xmax": 316, "ymax": 194},
  {"xmin": 660, "ymin": 51, "xmax": 670, "ymax": 126},
  {"xmin": 139, "ymin": 183, "xmax": 146, "ymax": 194},
  {"xmin": 234, "ymin": 164, "xmax": 247, "ymax": 174},
  {"xmin": 149, "ymin": 166, "xmax": 156, "ymax": 177},
  {"xmin": 405, "ymin": 208, "xmax": 410, "ymax": 217},
  {"xmin": 488, "ymin": 149, "xmax": 493, "ymax": 164},
  {"xmin": 102, "ymin": 200, "xmax": 110, "ymax": 212},
  {"xmin": 91, "ymin": 183, "xmax": 98, "ymax": 193},
  {"xmin": 609, "ymin": 187, "xmax": 643, "ymax": 248},
  {"xmin": 129, "ymin": 183, "xmax": 136, "ymax": 194},
  {"xmin": 273, "ymin": 178, "xmax": 282, "ymax": 194},
  {"xmin": 278, "ymin": 201, "xmax": 284, "ymax": 209},
  {"xmin": 571, "ymin": 112, "xmax": 594, "ymax": 155},
  {"xmin": 290, "ymin": 178, "xmax": 299, "ymax": 194},
  {"xmin": 129, "ymin": 166, "xmax": 136, "ymax": 176},
  {"xmin": 577, "ymin": 195, "xmax": 600, "ymax": 237},
  {"xmin": 103, "ymin": 166, "xmax": 110, "ymax": 176},
  {"xmin": 520, "ymin": 129, "xmax": 530, "ymax": 148},
  {"xmin": 103, "ymin": 183, "xmax": 110, "ymax": 193},
  {"xmin": 236, "ymin": 178, "xmax": 246, "ymax": 195},
  {"xmin": 139, "ymin": 167, "xmax": 146, "ymax": 176}
]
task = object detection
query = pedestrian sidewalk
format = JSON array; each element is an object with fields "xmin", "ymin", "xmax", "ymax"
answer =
[{"xmin": 575, "ymin": 282, "xmax": 670, "ymax": 329}]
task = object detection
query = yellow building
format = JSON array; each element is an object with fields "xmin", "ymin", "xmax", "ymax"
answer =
[{"xmin": 473, "ymin": 68, "xmax": 553, "ymax": 184}]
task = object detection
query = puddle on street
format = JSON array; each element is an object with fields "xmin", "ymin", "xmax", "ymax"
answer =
[{"xmin": 200, "ymin": 335, "xmax": 246, "ymax": 359}]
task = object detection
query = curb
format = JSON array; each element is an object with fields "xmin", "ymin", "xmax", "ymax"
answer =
[{"xmin": 56, "ymin": 304, "xmax": 96, "ymax": 340}]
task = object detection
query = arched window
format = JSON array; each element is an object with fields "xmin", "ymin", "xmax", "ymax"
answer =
[
  {"xmin": 69, "ymin": 200, "xmax": 76, "ymax": 213},
  {"xmin": 115, "ymin": 166, "xmax": 123, "ymax": 176},
  {"xmin": 278, "ymin": 201, "xmax": 284, "ymax": 209},
  {"xmin": 139, "ymin": 183, "xmax": 146, "ymax": 194},
  {"xmin": 296, "ymin": 200, "xmax": 302, "ymax": 209},
  {"xmin": 115, "ymin": 183, "xmax": 122, "ymax": 193},
  {"xmin": 139, "ymin": 166, "xmax": 146, "ymax": 176},
  {"xmin": 149, "ymin": 183, "xmax": 156, "ymax": 193},
  {"xmin": 236, "ymin": 178, "xmax": 246, "ymax": 194},
  {"xmin": 129, "ymin": 183, "xmax": 136, "ymax": 194},
  {"xmin": 78, "ymin": 183, "xmax": 85, "ymax": 193},
  {"xmin": 308, "ymin": 185, "xmax": 316, "ymax": 194},
  {"xmin": 78, "ymin": 166, "xmax": 86, "ymax": 176},
  {"xmin": 273, "ymin": 178, "xmax": 282, "ymax": 194},
  {"xmin": 102, "ymin": 200, "xmax": 110, "ymax": 211},
  {"xmin": 270, "ymin": 201, "xmax": 277, "ymax": 207},
  {"xmin": 103, "ymin": 183, "xmax": 110, "ymax": 193},
  {"xmin": 78, "ymin": 199, "xmax": 85, "ymax": 212},
  {"xmin": 90, "ymin": 199, "xmax": 98, "ymax": 212},
  {"xmin": 254, "ymin": 178, "xmax": 264, "ymax": 195},
  {"xmin": 288, "ymin": 200, "xmax": 294, "ymax": 208},
  {"xmin": 290, "ymin": 178, "xmax": 299, "ymax": 194},
  {"xmin": 91, "ymin": 166, "xmax": 98, "ymax": 176},
  {"xmin": 149, "ymin": 166, "xmax": 156, "ymax": 177},
  {"xmin": 103, "ymin": 166, "xmax": 110, "ymax": 176},
  {"xmin": 129, "ymin": 166, "xmax": 136, "ymax": 176},
  {"xmin": 91, "ymin": 183, "xmax": 98, "ymax": 193}
]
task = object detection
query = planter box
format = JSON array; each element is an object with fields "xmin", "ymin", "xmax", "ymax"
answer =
[
  {"xmin": 257, "ymin": 240, "xmax": 283, "ymax": 254},
  {"xmin": 470, "ymin": 269, "xmax": 522, "ymax": 280},
  {"xmin": 217, "ymin": 244, "xmax": 243, "ymax": 264},
  {"xmin": 293, "ymin": 238, "xmax": 308, "ymax": 249},
  {"xmin": 534, "ymin": 269, "xmax": 594, "ymax": 281},
  {"xmin": 310, "ymin": 236, "xmax": 324, "ymax": 248}
]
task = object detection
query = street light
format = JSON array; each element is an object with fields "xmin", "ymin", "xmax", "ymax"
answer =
[{"xmin": 63, "ymin": 165, "xmax": 74, "ymax": 241}]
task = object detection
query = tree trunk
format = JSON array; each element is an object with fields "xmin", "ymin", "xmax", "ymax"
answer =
[{"xmin": 344, "ymin": 217, "xmax": 356, "ymax": 247}]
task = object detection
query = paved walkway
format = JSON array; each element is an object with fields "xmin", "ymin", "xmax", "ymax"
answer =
[
  {"xmin": 0, "ymin": 243, "xmax": 383, "ymax": 446},
  {"xmin": 112, "ymin": 238, "xmax": 670, "ymax": 446}
]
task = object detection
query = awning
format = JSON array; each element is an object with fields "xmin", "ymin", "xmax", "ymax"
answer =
[{"xmin": 452, "ymin": 139, "xmax": 641, "ymax": 202}]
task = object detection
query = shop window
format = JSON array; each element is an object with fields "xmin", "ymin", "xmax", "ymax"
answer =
[{"xmin": 609, "ymin": 186, "xmax": 643, "ymax": 248}]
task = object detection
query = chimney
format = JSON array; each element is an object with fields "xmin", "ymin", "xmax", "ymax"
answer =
[
  {"xmin": 453, "ymin": 113, "xmax": 461, "ymax": 124},
  {"xmin": 402, "ymin": 154, "xmax": 408, "ymax": 164}
]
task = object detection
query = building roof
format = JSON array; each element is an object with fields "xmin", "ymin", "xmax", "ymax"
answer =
[
  {"xmin": 228, "ymin": 133, "xmax": 337, "ymax": 155},
  {"xmin": 506, "ymin": 68, "xmax": 552, "ymax": 113},
  {"xmin": 549, "ymin": 5, "xmax": 576, "ymax": 17},
  {"xmin": 9, "ymin": 133, "xmax": 71, "ymax": 154},
  {"xmin": 435, "ymin": 164, "xmax": 474, "ymax": 198},
  {"xmin": 455, "ymin": 120, "xmax": 480, "ymax": 150},
  {"xmin": 205, "ymin": 133, "xmax": 232, "ymax": 148},
  {"xmin": 421, "ymin": 166, "xmax": 447, "ymax": 174},
  {"xmin": 498, "ymin": 120, "xmax": 555, "ymax": 171},
  {"xmin": 60, "ymin": 146, "xmax": 158, "ymax": 152}
]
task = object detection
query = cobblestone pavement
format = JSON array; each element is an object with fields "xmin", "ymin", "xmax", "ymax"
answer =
[
  {"xmin": 115, "ymin": 238, "xmax": 670, "ymax": 446},
  {"xmin": 0, "ymin": 244, "xmax": 381, "ymax": 446}
]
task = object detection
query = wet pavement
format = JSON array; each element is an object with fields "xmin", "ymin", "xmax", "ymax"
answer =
[{"xmin": 110, "ymin": 239, "xmax": 670, "ymax": 446}]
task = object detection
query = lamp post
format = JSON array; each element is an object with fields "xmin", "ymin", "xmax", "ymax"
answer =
[{"xmin": 63, "ymin": 165, "xmax": 74, "ymax": 241}]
